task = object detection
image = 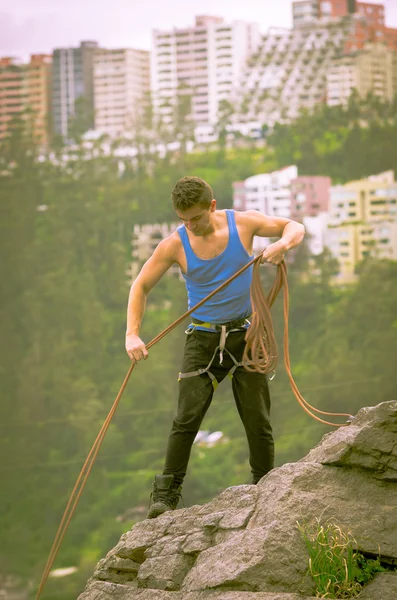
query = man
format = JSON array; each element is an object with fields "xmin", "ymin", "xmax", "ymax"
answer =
[{"xmin": 126, "ymin": 176, "xmax": 305, "ymax": 519}]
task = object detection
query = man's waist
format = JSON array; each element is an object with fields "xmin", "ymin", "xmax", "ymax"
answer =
[{"xmin": 191, "ymin": 316, "xmax": 251, "ymax": 332}]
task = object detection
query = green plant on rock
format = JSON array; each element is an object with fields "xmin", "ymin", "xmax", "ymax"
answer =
[{"xmin": 297, "ymin": 518, "xmax": 385, "ymax": 598}]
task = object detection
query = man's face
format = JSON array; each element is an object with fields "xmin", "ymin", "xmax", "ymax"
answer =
[{"xmin": 176, "ymin": 200, "xmax": 216, "ymax": 236}]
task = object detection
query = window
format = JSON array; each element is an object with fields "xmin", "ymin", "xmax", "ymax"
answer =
[{"xmin": 321, "ymin": 1, "xmax": 332, "ymax": 15}]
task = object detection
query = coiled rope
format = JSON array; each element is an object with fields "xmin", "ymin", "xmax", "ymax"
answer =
[{"xmin": 35, "ymin": 252, "xmax": 352, "ymax": 599}]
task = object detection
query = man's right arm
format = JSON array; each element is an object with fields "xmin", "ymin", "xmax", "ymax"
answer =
[{"xmin": 126, "ymin": 236, "xmax": 177, "ymax": 362}]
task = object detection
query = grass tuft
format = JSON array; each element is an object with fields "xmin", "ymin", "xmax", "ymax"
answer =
[{"xmin": 297, "ymin": 518, "xmax": 385, "ymax": 598}]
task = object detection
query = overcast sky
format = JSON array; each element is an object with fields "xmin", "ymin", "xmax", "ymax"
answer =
[{"xmin": 1, "ymin": 0, "xmax": 397, "ymax": 60}]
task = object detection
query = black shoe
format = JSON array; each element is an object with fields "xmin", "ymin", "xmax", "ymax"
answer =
[{"xmin": 147, "ymin": 474, "xmax": 182, "ymax": 519}]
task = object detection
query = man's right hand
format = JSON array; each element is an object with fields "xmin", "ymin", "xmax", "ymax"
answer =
[{"xmin": 125, "ymin": 334, "xmax": 149, "ymax": 363}]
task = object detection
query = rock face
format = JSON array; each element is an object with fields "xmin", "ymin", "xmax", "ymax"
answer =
[{"xmin": 79, "ymin": 401, "xmax": 397, "ymax": 600}]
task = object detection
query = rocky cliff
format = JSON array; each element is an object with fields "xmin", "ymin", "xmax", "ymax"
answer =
[{"xmin": 78, "ymin": 401, "xmax": 397, "ymax": 600}]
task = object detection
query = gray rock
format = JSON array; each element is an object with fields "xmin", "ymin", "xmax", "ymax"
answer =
[
  {"xmin": 182, "ymin": 525, "xmax": 309, "ymax": 593},
  {"xmin": 181, "ymin": 530, "xmax": 213, "ymax": 555},
  {"xmin": 78, "ymin": 401, "xmax": 397, "ymax": 600},
  {"xmin": 93, "ymin": 555, "xmax": 140, "ymax": 585},
  {"xmin": 137, "ymin": 554, "xmax": 195, "ymax": 591},
  {"xmin": 303, "ymin": 401, "xmax": 397, "ymax": 481},
  {"xmin": 79, "ymin": 580, "xmax": 320, "ymax": 599}
]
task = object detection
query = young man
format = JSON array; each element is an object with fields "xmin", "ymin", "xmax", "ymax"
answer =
[{"xmin": 126, "ymin": 176, "xmax": 305, "ymax": 519}]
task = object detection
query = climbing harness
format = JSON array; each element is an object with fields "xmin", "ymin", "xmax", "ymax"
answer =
[
  {"xmin": 180, "ymin": 317, "xmax": 253, "ymax": 389},
  {"xmin": 34, "ymin": 252, "xmax": 353, "ymax": 600},
  {"xmin": 180, "ymin": 317, "xmax": 277, "ymax": 388}
]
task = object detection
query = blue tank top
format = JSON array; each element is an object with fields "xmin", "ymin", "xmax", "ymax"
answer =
[{"xmin": 177, "ymin": 209, "xmax": 253, "ymax": 324}]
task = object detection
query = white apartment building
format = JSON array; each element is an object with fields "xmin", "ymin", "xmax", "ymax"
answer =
[
  {"xmin": 151, "ymin": 15, "xmax": 260, "ymax": 128},
  {"xmin": 301, "ymin": 212, "xmax": 330, "ymax": 255},
  {"xmin": 234, "ymin": 166, "xmax": 298, "ymax": 216},
  {"xmin": 327, "ymin": 42, "xmax": 397, "ymax": 106},
  {"xmin": 232, "ymin": 18, "xmax": 352, "ymax": 126},
  {"xmin": 292, "ymin": 1, "xmax": 319, "ymax": 27},
  {"xmin": 326, "ymin": 170, "xmax": 397, "ymax": 283},
  {"xmin": 233, "ymin": 166, "xmax": 298, "ymax": 253},
  {"xmin": 93, "ymin": 48, "xmax": 150, "ymax": 137}
]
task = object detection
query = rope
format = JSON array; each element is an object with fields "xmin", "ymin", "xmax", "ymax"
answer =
[
  {"xmin": 35, "ymin": 252, "xmax": 352, "ymax": 599},
  {"xmin": 244, "ymin": 259, "xmax": 353, "ymax": 426}
]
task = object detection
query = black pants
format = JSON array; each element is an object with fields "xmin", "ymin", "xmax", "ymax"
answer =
[{"xmin": 163, "ymin": 329, "xmax": 274, "ymax": 485}]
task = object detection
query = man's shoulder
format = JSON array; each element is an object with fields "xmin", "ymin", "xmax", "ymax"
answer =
[
  {"xmin": 233, "ymin": 209, "xmax": 259, "ymax": 229},
  {"xmin": 215, "ymin": 208, "xmax": 252, "ymax": 224},
  {"xmin": 155, "ymin": 230, "xmax": 182, "ymax": 260}
]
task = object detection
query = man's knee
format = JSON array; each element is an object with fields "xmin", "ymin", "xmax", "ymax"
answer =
[{"xmin": 172, "ymin": 413, "xmax": 202, "ymax": 434}]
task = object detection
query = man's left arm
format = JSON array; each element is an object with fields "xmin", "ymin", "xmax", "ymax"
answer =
[{"xmin": 246, "ymin": 211, "xmax": 305, "ymax": 265}]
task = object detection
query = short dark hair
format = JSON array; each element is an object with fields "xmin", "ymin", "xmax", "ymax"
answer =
[{"xmin": 171, "ymin": 176, "xmax": 213, "ymax": 211}]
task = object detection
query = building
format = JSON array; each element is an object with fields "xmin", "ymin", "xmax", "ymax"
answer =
[
  {"xmin": 233, "ymin": 166, "xmax": 298, "ymax": 216},
  {"xmin": 326, "ymin": 219, "xmax": 397, "ymax": 283},
  {"xmin": 0, "ymin": 57, "xmax": 26, "ymax": 140},
  {"xmin": 326, "ymin": 170, "xmax": 397, "ymax": 283},
  {"xmin": 233, "ymin": 166, "xmax": 298, "ymax": 253},
  {"xmin": 25, "ymin": 54, "xmax": 52, "ymax": 145},
  {"xmin": 234, "ymin": 171, "xmax": 331, "ymax": 255},
  {"xmin": 292, "ymin": 1, "xmax": 320, "ymax": 28},
  {"xmin": 52, "ymin": 41, "xmax": 98, "ymax": 139},
  {"xmin": 301, "ymin": 212, "xmax": 331, "ymax": 255},
  {"xmin": 292, "ymin": 1, "xmax": 383, "ymax": 29},
  {"xmin": 327, "ymin": 42, "xmax": 397, "ymax": 106},
  {"xmin": 128, "ymin": 222, "xmax": 181, "ymax": 282},
  {"xmin": 0, "ymin": 54, "xmax": 52, "ymax": 144},
  {"xmin": 346, "ymin": 3, "xmax": 397, "ymax": 53},
  {"xmin": 151, "ymin": 15, "xmax": 260, "ymax": 129},
  {"xmin": 233, "ymin": 2, "xmax": 397, "ymax": 129},
  {"xmin": 233, "ymin": 20, "xmax": 353, "ymax": 126},
  {"xmin": 290, "ymin": 176, "xmax": 331, "ymax": 220},
  {"xmin": 289, "ymin": 176, "xmax": 331, "ymax": 256},
  {"xmin": 93, "ymin": 48, "xmax": 150, "ymax": 138},
  {"xmin": 329, "ymin": 170, "xmax": 397, "ymax": 226}
]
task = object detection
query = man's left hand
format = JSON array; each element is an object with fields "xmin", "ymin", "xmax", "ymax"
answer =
[{"xmin": 260, "ymin": 240, "xmax": 287, "ymax": 266}]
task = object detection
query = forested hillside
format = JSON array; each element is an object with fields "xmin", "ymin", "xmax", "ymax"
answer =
[{"xmin": 1, "ymin": 96, "xmax": 397, "ymax": 598}]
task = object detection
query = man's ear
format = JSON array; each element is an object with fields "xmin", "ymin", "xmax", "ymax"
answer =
[{"xmin": 210, "ymin": 199, "xmax": 217, "ymax": 212}]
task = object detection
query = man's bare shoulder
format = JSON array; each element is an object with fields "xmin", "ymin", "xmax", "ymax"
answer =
[
  {"xmin": 234, "ymin": 209, "xmax": 262, "ymax": 229},
  {"xmin": 234, "ymin": 209, "xmax": 291, "ymax": 237},
  {"xmin": 154, "ymin": 230, "xmax": 182, "ymax": 261}
]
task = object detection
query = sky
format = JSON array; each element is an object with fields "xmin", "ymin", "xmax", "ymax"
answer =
[{"xmin": 1, "ymin": 0, "xmax": 397, "ymax": 60}]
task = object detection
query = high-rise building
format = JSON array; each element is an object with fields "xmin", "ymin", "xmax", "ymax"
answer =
[
  {"xmin": 290, "ymin": 176, "xmax": 331, "ymax": 220},
  {"xmin": 292, "ymin": 1, "xmax": 320, "ymax": 27},
  {"xmin": 293, "ymin": 1, "xmax": 397, "ymax": 50},
  {"xmin": 151, "ymin": 15, "xmax": 260, "ymax": 128},
  {"xmin": 52, "ymin": 41, "xmax": 98, "ymax": 139},
  {"xmin": 235, "ymin": 2, "xmax": 397, "ymax": 128},
  {"xmin": 345, "ymin": 4, "xmax": 397, "ymax": 53},
  {"xmin": 233, "ymin": 166, "xmax": 298, "ymax": 253},
  {"xmin": 233, "ymin": 166, "xmax": 298, "ymax": 217},
  {"xmin": 292, "ymin": 1, "xmax": 379, "ymax": 28},
  {"xmin": 233, "ymin": 19, "xmax": 354, "ymax": 126},
  {"xmin": 26, "ymin": 54, "xmax": 52, "ymax": 145},
  {"xmin": 0, "ymin": 54, "xmax": 52, "ymax": 144},
  {"xmin": 0, "ymin": 57, "xmax": 26, "ymax": 140},
  {"xmin": 327, "ymin": 42, "xmax": 397, "ymax": 106},
  {"xmin": 93, "ymin": 48, "xmax": 150, "ymax": 138},
  {"xmin": 326, "ymin": 170, "xmax": 397, "ymax": 283}
]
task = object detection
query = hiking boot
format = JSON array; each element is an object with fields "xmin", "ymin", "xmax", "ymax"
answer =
[{"xmin": 147, "ymin": 474, "xmax": 182, "ymax": 519}]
